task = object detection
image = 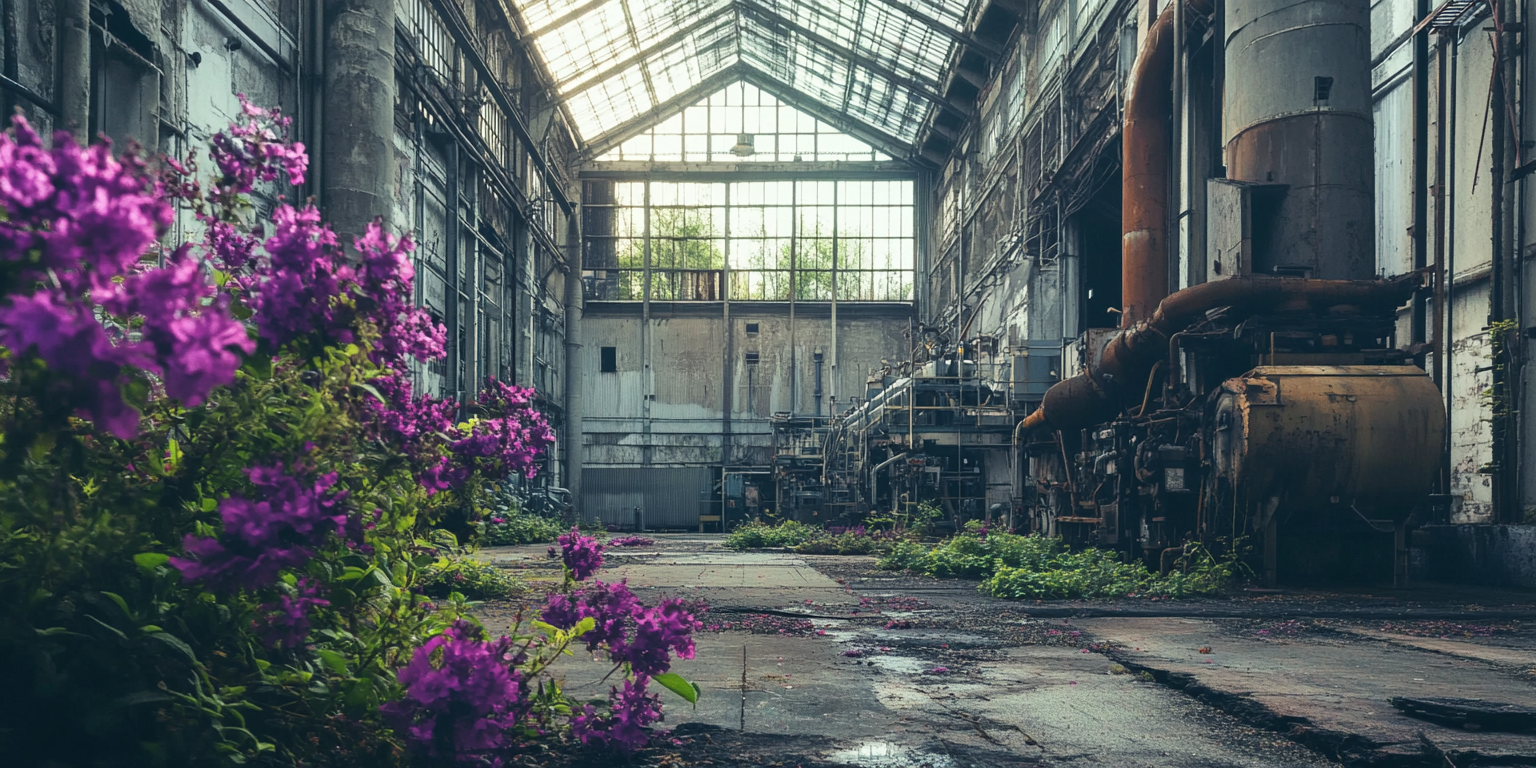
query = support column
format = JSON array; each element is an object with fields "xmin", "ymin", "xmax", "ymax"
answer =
[
  {"xmin": 322, "ymin": 0, "xmax": 396, "ymax": 242},
  {"xmin": 59, "ymin": 0, "xmax": 91, "ymax": 142}
]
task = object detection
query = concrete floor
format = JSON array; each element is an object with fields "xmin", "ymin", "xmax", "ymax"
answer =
[{"xmin": 477, "ymin": 534, "xmax": 1536, "ymax": 767}]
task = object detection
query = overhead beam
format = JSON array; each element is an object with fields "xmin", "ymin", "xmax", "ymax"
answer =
[
  {"xmin": 738, "ymin": 65, "xmax": 915, "ymax": 160},
  {"xmin": 579, "ymin": 160, "xmax": 918, "ymax": 178},
  {"xmin": 556, "ymin": 5, "xmax": 735, "ymax": 103},
  {"xmin": 738, "ymin": 0, "xmax": 974, "ymax": 119},
  {"xmin": 579, "ymin": 65, "xmax": 747, "ymax": 160},
  {"xmin": 873, "ymin": 0, "xmax": 1002, "ymax": 58}
]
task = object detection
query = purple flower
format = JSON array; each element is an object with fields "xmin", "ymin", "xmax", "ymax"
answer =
[
  {"xmin": 540, "ymin": 579, "xmax": 639, "ymax": 653},
  {"xmin": 570, "ymin": 676, "xmax": 662, "ymax": 753},
  {"xmin": 557, "ymin": 528, "xmax": 604, "ymax": 582},
  {"xmin": 254, "ymin": 578, "xmax": 329, "ymax": 649},
  {"xmin": 171, "ymin": 464, "xmax": 350, "ymax": 592},
  {"xmin": 618, "ymin": 598, "xmax": 701, "ymax": 677},
  {"xmin": 607, "ymin": 536, "xmax": 654, "ymax": 547},
  {"xmin": 380, "ymin": 621, "xmax": 525, "ymax": 758}
]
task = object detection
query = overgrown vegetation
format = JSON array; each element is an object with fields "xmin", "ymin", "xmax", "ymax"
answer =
[
  {"xmin": 723, "ymin": 520, "xmax": 823, "ymax": 549},
  {"xmin": 879, "ymin": 532, "xmax": 1243, "ymax": 599},
  {"xmin": 419, "ymin": 556, "xmax": 524, "ymax": 600},
  {"xmin": 0, "ymin": 106, "xmax": 696, "ymax": 765},
  {"xmin": 725, "ymin": 520, "xmax": 902, "ymax": 555}
]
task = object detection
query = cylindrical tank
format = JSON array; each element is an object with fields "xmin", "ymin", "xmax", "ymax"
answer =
[
  {"xmin": 1211, "ymin": 366, "xmax": 1446, "ymax": 519},
  {"xmin": 1224, "ymin": 0, "xmax": 1374, "ymax": 279}
]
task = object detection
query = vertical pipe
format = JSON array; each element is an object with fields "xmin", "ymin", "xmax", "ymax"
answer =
[
  {"xmin": 790, "ymin": 181, "xmax": 798, "ymax": 414},
  {"xmin": 831, "ymin": 183, "xmax": 839, "ymax": 411},
  {"xmin": 723, "ymin": 183, "xmax": 733, "ymax": 468},
  {"xmin": 309, "ymin": 0, "xmax": 326, "ymax": 202},
  {"xmin": 1496, "ymin": 0, "xmax": 1522, "ymax": 520},
  {"xmin": 59, "ymin": 0, "xmax": 91, "ymax": 142},
  {"xmin": 3, "ymin": 0, "xmax": 20, "ymax": 117},
  {"xmin": 445, "ymin": 141, "xmax": 462, "ymax": 401},
  {"xmin": 1171, "ymin": 0, "xmax": 1186, "ymax": 292},
  {"xmin": 813, "ymin": 351, "xmax": 824, "ymax": 416},
  {"xmin": 1122, "ymin": 1, "xmax": 1177, "ymax": 324},
  {"xmin": 1446, "ymin": 39, "xmax": 1458, "ymax": 501},
  {"xmin": 1412, "ymin": 0, "xmax": 1431, "ymax": 349},
  {"xmin": 564, "ymin": 209, "xmax": 583, "ymax": 512},
  {"xmin": 1435, "ymin": 33, "xmax": 1449, "ymax": 493},
  {"xmin": 1490, "ymin": 0, "xmax": 1512, "ymax": 521},
  {"xmin": 642, "ymin": 181, "xmax": 652, "ymax": 467},
  {"xmin": 321, "ymin": 0, "xmax": 396, "ymax": 242}
]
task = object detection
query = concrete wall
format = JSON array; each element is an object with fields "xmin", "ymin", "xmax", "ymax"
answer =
[
  {"xmin": 581, "ymin": 302, "xmax": 916, "ymax": 473},
  {"xmin": 1413, "ymin": 525, "xmax": 1536, "ymax": 588}
]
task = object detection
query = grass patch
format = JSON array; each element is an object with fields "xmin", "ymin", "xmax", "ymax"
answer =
[
  {"xmin": 419, "ymin": 556, "xmax": 524, "ymax": 600},
  {"xmin": 878, "ymin": 531, "xmax": 1242, "ymax": 599}
]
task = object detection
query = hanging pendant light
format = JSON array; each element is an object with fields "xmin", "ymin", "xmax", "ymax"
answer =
[{"xmin": 731, "ymin": 132, "xmax": 755, "ymax": 157}]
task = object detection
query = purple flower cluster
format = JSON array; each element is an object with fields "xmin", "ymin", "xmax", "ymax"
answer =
[
  {"xmin": 172, "ymin": 464, "xmax": 350, "ymax": 592},
  {"xmin": 448, "ymin": 380, "xmax": 555, "ymax": 482},
  {"xmin": 606, "ymin": 536, "xmax": 655, "ymax": 547},
  {"xmin": 253, "ymin": 578, "xmax": 329, "ymax": 649},
  {"xmin": 380, "ymin": 621, "xmax": 526, "ymax": 759},
  {"xmin": 208, "ymin": 97, "xmax": 308, "ymax": 203},
  {"xmin": 0, "ymin": 117, "xmax": 252, "ymax": 436},
  {"xmin": 550, "ymin": 527, "xmax": 604, "ymax": 581},
  {"xmin": 539, "ymin": 580, "xmax": 700, "ymax": 679},
  {"xmin": 569, "ymin": 677, "xmax": 663, "ymax": 753}
]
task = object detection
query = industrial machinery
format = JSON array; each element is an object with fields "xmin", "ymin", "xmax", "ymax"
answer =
[{"xmin": 1018, "ymin": 0, "xmax": 1445, "ymax": 584}]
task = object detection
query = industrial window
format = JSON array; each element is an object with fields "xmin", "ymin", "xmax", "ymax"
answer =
[
  {"xmin": 598, "ymin": 82, "xmax": 889, "ymax": 163},
  {"xmin": 745, "ymin": 322, "xmax": 760, "ymax": 334},
  {"xmin": 582, "ymin": 178, "xmax": 914, "ymax": 302},
  {"xmin": 600, "ymin": 346, "xmax": 618, "ymax": 372},
  {"xmin": 745, "ymin": 351, "xmax": 760, "ymax": 365}
]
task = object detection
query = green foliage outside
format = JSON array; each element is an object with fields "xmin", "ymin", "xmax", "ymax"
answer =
[
  {"xmin": 418, "ymin": 557, "xmax": 523, "ymax": 600},
  {"xmin": 792, "ymin": 529, "xmax": 893, "ymax": 555},
  {"xmin": 878, "ymin": 532, "xmax": 1243, "ymax": 600}
]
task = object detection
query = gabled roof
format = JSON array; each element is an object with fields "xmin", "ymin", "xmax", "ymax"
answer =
[{"xmin": 505, "ymin": 0, "xmax": 987, "ymax": 160}]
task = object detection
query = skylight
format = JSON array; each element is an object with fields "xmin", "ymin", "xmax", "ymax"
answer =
[
  {"xmin": 596, "ymin": 81, "xmax": 891, "ymax": 162},
  {"xmin": 508, "ymin": 0, "xmax": 980, "ymax": 155}
]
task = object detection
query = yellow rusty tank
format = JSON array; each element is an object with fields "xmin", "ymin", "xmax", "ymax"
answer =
[{"xmin": 1210, "ymin": 365, "xmax": 1445, "ymax": 521}]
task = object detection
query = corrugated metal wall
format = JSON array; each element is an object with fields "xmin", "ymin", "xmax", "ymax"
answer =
[{"xmin": 581, "ymin": 468, "xmax": 714, "ymax": 529}]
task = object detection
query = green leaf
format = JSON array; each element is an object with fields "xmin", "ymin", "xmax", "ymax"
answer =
[
  {"xmin": 134, "ymin": 552, "xmax": 170, "ymax": 571},
  {"xmin": 112, "ymin": 691, "xmax": 172, "ymax": 708},
  {"xmin": 100, "ymin": 591, "xmax": 132, "ymax": 619},
  {"xmin": 201, "ymin": 497, "xmax": 219, "ymax": 512},
  {"xmin": 315, "ymin": 649, "xmax": 349, "ymax": 675},
  {"xmin": 652, "ymin": 672, "xmax": 699, "ymax": 705},
  {"xmin": 165, "ymin": 438, "xmax": 182, "ymax": 472},
  {"xmin": 149, "ymin": 632, "xmax": 198, "ymax": 664}
]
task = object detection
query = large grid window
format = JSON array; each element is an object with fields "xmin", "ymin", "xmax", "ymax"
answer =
[
  {"xmin": 597, "ymin": 82, "xmax": 889, "ymax": 163},
  {"xmin": 583, "ymin": 179, "xmax": 913, "ymax": 302}
]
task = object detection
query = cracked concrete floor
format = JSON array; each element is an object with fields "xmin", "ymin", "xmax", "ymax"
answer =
[{"xmin": 477, "ymin": 534, "xmax": 1536, "ymax": 767}]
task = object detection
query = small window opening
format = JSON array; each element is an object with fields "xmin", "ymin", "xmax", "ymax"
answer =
[
  {"xmin": 746, "ymin": 323, "xmax": 760, "ymax": 335},
  {"xmin": 745, "ymin": 351, "xmax": 760, "ymax": 365},
  {"xmin": 1314, "ymin": 76, "xmax": 1334, "ymax": 103},
  {"xmin": 600, "ymin": 346, "xmax": 617, "ymax": 372}
]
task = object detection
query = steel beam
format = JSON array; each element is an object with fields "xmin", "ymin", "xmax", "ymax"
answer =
[
  {"xmin": 555, "ymin": 5, "xmax": 736, "ymax": 104},
  {"xmin": 738, "ymin": 0, "xmax": 972, "ymax": 118},
  {"xmin": 739, "ymin": 66, "xmax": 915, "ymax": 159}
]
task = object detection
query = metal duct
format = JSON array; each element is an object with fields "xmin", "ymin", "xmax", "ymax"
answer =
[
  {"xmin": 1223, "ymin": 0, "xmax": 1374, "ymax": 279},
  {"xmin": 1121, "ymin": 0, "xmax": 1179, "ymax": 326}
]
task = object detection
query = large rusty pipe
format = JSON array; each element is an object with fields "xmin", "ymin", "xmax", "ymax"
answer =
[
  {"xmin": 1120, "ymin": 1, "xmax": 1177, "ymax": 326},
  {"xmin": 1023, "ymin": 275, "xmax": 1419, "ymax": 432}
]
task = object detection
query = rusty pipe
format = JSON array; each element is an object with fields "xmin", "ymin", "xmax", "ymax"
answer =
[
  {"xmin": 1122, "ymin": 0, "xmax": 1211, "ymax": 325},
  {"xmin": 1024, "ymin": 275, "xmax": 1420, "ymax": 432}
]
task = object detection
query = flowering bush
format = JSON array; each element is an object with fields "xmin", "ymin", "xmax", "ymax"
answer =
[
  {"xmin": 722, "ymin": 519, "xmax": 822, "ymax": 550},
  {"xmin": 0, "ymin": 104, "xmax": 688, "ymax": 766},
  {"xmin": 793, "ymin": 525, "xmax": 900, "ymax": 555}
]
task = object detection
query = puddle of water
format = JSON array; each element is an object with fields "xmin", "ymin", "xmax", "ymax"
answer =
[{"xmin": 827, "ymin": 741, "xmax": 956, "ymax": 768}]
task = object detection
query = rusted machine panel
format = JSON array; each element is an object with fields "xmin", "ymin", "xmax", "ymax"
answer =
[{"xmin": 1212, "ymin": 366, "xmax": 1446, "ymax": 519}]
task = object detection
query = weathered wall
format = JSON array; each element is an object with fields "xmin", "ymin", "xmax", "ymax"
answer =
[
  {"xmin": 580, "ymin": 303, "xmax": 916, "ymax": 472},
  {"xmin": 1413, "ymin": 525, "xmax": 1536, "ymax": 588}
]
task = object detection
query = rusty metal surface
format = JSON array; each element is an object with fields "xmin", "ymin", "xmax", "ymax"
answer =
[
  {"xmin": 1211, "ymin": 365, "xmax": 1446, "ymax": 519},
  {"xmin": 1120, "ymin": 0, "xmax": 1176, "ymax": 326},
  {"xmin": 1025, "ymin": 276, "xmax": 1421, "ymax": 432}
]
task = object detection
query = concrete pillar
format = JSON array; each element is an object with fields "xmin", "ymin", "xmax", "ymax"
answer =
[
  {"xmin": 321, "ymin": 0, "xmax": 396, "ymax": 242},
  {"xmin": 59, "ymin": 0, "xmax": 91, "ymax": 143}
]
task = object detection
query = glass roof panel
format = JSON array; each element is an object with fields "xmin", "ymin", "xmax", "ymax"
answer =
[{"xmin": 506, "ymin": 0, "xmax": 982, "ymax": 151}]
